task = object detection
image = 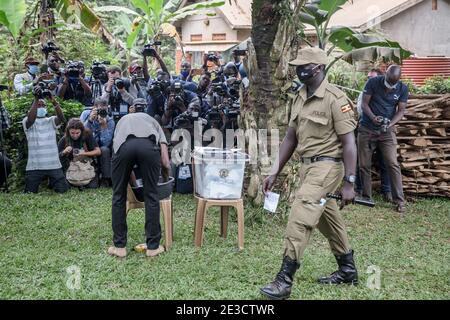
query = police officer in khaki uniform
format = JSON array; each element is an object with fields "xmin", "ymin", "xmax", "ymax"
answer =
[{"xmin": 260, "ymin": 47, "xmax": 358, "ymax": 300}]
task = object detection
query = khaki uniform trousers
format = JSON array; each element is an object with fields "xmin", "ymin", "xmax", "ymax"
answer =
[{"xmin": 284, "ymin": 160, "xmax": 351, "ymax": 263}]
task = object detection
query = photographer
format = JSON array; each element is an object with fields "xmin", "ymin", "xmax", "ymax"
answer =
[
  {"xmin": 47, "ymin": 54, "xmax": 64, "ymax": 86},
  {"xmin": 58, "ymin": 118, "xmax": 101, "ymax": 188},
  {"xmin": 14, "ymin": 57, "xmax": 41, "ymax": 95},
  {"xmin": 101, "ymin": 66, "xmax": 136, "ymax": 119},
  {"xmin": 146, "ymin": 71, "xmax": 171, "ymax": 120},
  {"xmin": 83, "ymin": 98, "xmax": 115, "ymax": 186},
  {"xmin": 358, "ymin": 65, "xmax": 407, "ymax": 213},
  {"xmin": 195, "ymin": 73, "xmax": 212, "ymax": 117},
  {"xmin": 128, "ymin": 63, "xmax": 149, "ymax": 100},
  {"xmin": 23, "ymin": 87, "xmax": 68, "ymax": 194},
  {"xmin": 161, "ymin": 80, "xmax": 201, "ymax": 130},
  {"xmin": 57, "ymin": 61, "xmax": 92, "ymax": 106},
  {"xmin": 201, "ymin": 52, "xmax": 221, "ymax": 74}
]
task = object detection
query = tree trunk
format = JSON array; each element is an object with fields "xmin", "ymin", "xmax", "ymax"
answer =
[{"xmin": 242, "ymin": 0, "xmax": 304, "ymax": 204}]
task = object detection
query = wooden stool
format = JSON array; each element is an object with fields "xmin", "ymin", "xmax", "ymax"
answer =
[
  {"xmin": 126, "ymin": 185, "xmax": 174, "ymax": 250},
  {"xmin": 193, "ymin": 196, "xmax": 245, "ymax": 250}
]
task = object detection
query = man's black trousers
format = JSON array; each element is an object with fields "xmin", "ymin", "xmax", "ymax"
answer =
[{"xmin": 111, "ymin": 137, "xmax": 161, "ymax": 250}]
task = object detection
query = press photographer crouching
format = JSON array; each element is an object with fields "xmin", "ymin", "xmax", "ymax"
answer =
[
  {"xmin": 23, "ymin": 86, "xmax": 68, "ymax": 194},
  {"xmin": 102, "ymin": 66, "xmax": 136, "ymax": 121},
  {"xmin": 57, "ymin": 60, "xmax": 92, "ymax": 106},
  {"xmin": 161, "ymin": 80, "xmax": 201, "ymax": 130},
  {"xmin": 108, "ymin": 103, "xmax": 170, "ymax": 258},
  {"xmin": 82, "ymin": 98, "xmax": 115, "ymax": 186},
  {"xmin": 58, "ymin": 118, "xmax": 101, "ymax": 188}
]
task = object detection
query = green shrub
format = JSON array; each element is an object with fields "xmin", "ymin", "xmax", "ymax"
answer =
[
  {"xmin": 1, "ymin": 93, "xmax": 85, "ymax": 190},
  {"xmin": 418, "ymin": 76, "xmax": 450, "ymax": 94}
]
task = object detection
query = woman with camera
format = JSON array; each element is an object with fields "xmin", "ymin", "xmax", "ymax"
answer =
[{"xmin": 58, "ymin": 118, "xmax": 101, "ymax": 188}]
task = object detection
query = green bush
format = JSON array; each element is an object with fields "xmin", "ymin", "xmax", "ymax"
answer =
[
  {"xmin": 418, "ymin": 76, "xmax": 450, "ymax": 94},
  {"xmin": 1, "ymin": 93, "xmax": 85, "ymax": 190},
  {"xmin": 327, "ymin": 61, "xmax": 367, "ymax": 101}
]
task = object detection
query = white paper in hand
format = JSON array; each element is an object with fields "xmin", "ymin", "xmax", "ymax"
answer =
[{"xmin": 264, "ymin": 192, "xmax": 280, "ymax": 213}]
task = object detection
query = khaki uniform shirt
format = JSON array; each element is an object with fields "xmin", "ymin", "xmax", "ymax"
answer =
[{"xmin": 288, "ymin": 79, "xmax": 356, "ymax": 158}]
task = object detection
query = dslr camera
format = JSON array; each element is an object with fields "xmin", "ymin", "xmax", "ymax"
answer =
[
  {"xmin": 114, "ymin": 78, "xmax": 126, "ymax": 90},
  {"xmin": 380, "ymin": 117, "xmax": 391, "ymax": 133},
  {"xmin": 170, "ymin": 81, "xmax": 185, "ymax": 102},
  {"xmin": 98, "ymin": 108, "xmax": 109, "ymax": 118},
  {"xmin": 33, "ymin": 80, "xmax": 55, "ymax": 99},
  {"xmin": 65, "ymin": 61, "xmax": 81, "ymax": 79},
  {"xmin": 141, "ymin": 40, "xmax": 162, "ymax": 56},
  {"xmin": 173, "ymin": 110, "xmax": 201, "ymax": 129},
  {"xmin": 207, "ymin": 53, "xmax": 220, "ymax": 62},
  {"xmin": 42, "ymin": 41, "xmax": 60, "ymax": 56}
]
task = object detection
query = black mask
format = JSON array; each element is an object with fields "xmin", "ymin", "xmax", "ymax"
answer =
[{"xmin": 296, "ymin": 64, "xmax": 320, "ymax": 82}]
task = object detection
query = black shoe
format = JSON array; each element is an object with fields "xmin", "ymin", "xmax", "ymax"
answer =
[
  {"xmin": 260, "ymin": 256, "xmax": 300, "ymax": 300},
  {"xmin": 318, "ymin": 250, "xmax": 358, "ymax": 285}
]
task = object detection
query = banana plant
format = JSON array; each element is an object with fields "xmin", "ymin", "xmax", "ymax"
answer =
[
  {"xmin": 93, "ymin": 0, "xmax": 225, "ymax": 51},
  {"xmin": 0, "ymin": 0, "xmax": 27, "ymax": 39},
  {"xmin": 299, "ymin": 0, "xmax": 412, "ymax": 70}
]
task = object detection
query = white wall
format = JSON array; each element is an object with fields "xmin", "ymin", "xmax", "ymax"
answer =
[{"xmin": 381, "ymin": 0, "xmax": 450, "ymax": 56}]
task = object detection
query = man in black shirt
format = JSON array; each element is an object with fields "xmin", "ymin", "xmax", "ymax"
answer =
[{"xmin": 358, "ymin": 65, "xmax": 407, "ymax": 213}]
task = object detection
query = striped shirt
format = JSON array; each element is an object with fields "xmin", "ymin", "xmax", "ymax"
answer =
[{"xmin": 22, "ymin": 116, "xmax": 62, "ymax": 171}]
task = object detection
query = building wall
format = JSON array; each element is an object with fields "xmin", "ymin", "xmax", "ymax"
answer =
[
  {"xmin": 380, "ymin": 0, "xmax": 450, "ymax": 57},
  {"xmin": 180, "ymin": 13, "xmax": 238, "ymax": 42}
]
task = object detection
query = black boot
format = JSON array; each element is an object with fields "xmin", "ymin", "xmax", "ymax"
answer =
[
  {"xmin": 318, "ymin": 250, "xmax": 358, "ymax": 285},
  {"xmin": 260, "ymin": 256, "xmax": 300, "ymax": 300}
]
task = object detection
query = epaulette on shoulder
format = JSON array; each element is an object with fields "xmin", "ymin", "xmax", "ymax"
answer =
[{"xmin": 326, "ymin": 83, "xmax": 346, "ymax": 98}]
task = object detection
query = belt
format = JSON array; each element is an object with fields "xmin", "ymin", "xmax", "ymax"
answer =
[{"xmin": 300, "ymin": 156, "xmax": 342, "ymax": 165}]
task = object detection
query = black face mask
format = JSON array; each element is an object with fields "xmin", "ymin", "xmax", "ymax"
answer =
[{"xmin": 296, "ymin": 64, "xmax": 320, "ymax": 82}]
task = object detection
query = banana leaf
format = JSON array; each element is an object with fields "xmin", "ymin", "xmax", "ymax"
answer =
[{"xmin": 0, "ymin": 0, "xmax": 26, "ymax": 39}]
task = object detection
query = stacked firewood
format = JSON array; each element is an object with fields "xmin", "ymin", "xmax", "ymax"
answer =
[{"xmin": 396, "ymin": 94, "xmax": 450, "ymax": 197}]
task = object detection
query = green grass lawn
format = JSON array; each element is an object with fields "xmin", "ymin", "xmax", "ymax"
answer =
[{"xmin": 0, "ymin": 188, "xmax": 449, "ymax": 300}]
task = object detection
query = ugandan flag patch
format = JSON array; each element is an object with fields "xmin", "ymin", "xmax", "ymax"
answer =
[{"xmin": 340, "ymin": 104, "xmax": 352, "ymax": 113}]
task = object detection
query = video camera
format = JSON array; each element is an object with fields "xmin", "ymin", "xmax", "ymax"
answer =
[
  {"xmin": 42, "ymin": 41, "xmax": 60, "ymax": 56},
  {"xmin": 141, "ymin": 40, "xmax": 162, "ymax": 56},
  {"xmin": 91, "ymin": 60, "xmax": 110, "ymax": 81}
]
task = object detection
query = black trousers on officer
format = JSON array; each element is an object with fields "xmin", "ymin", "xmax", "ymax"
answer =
[{"xmin": 111, "ymin": 137, "xmax": 161, "ymax": 250}]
